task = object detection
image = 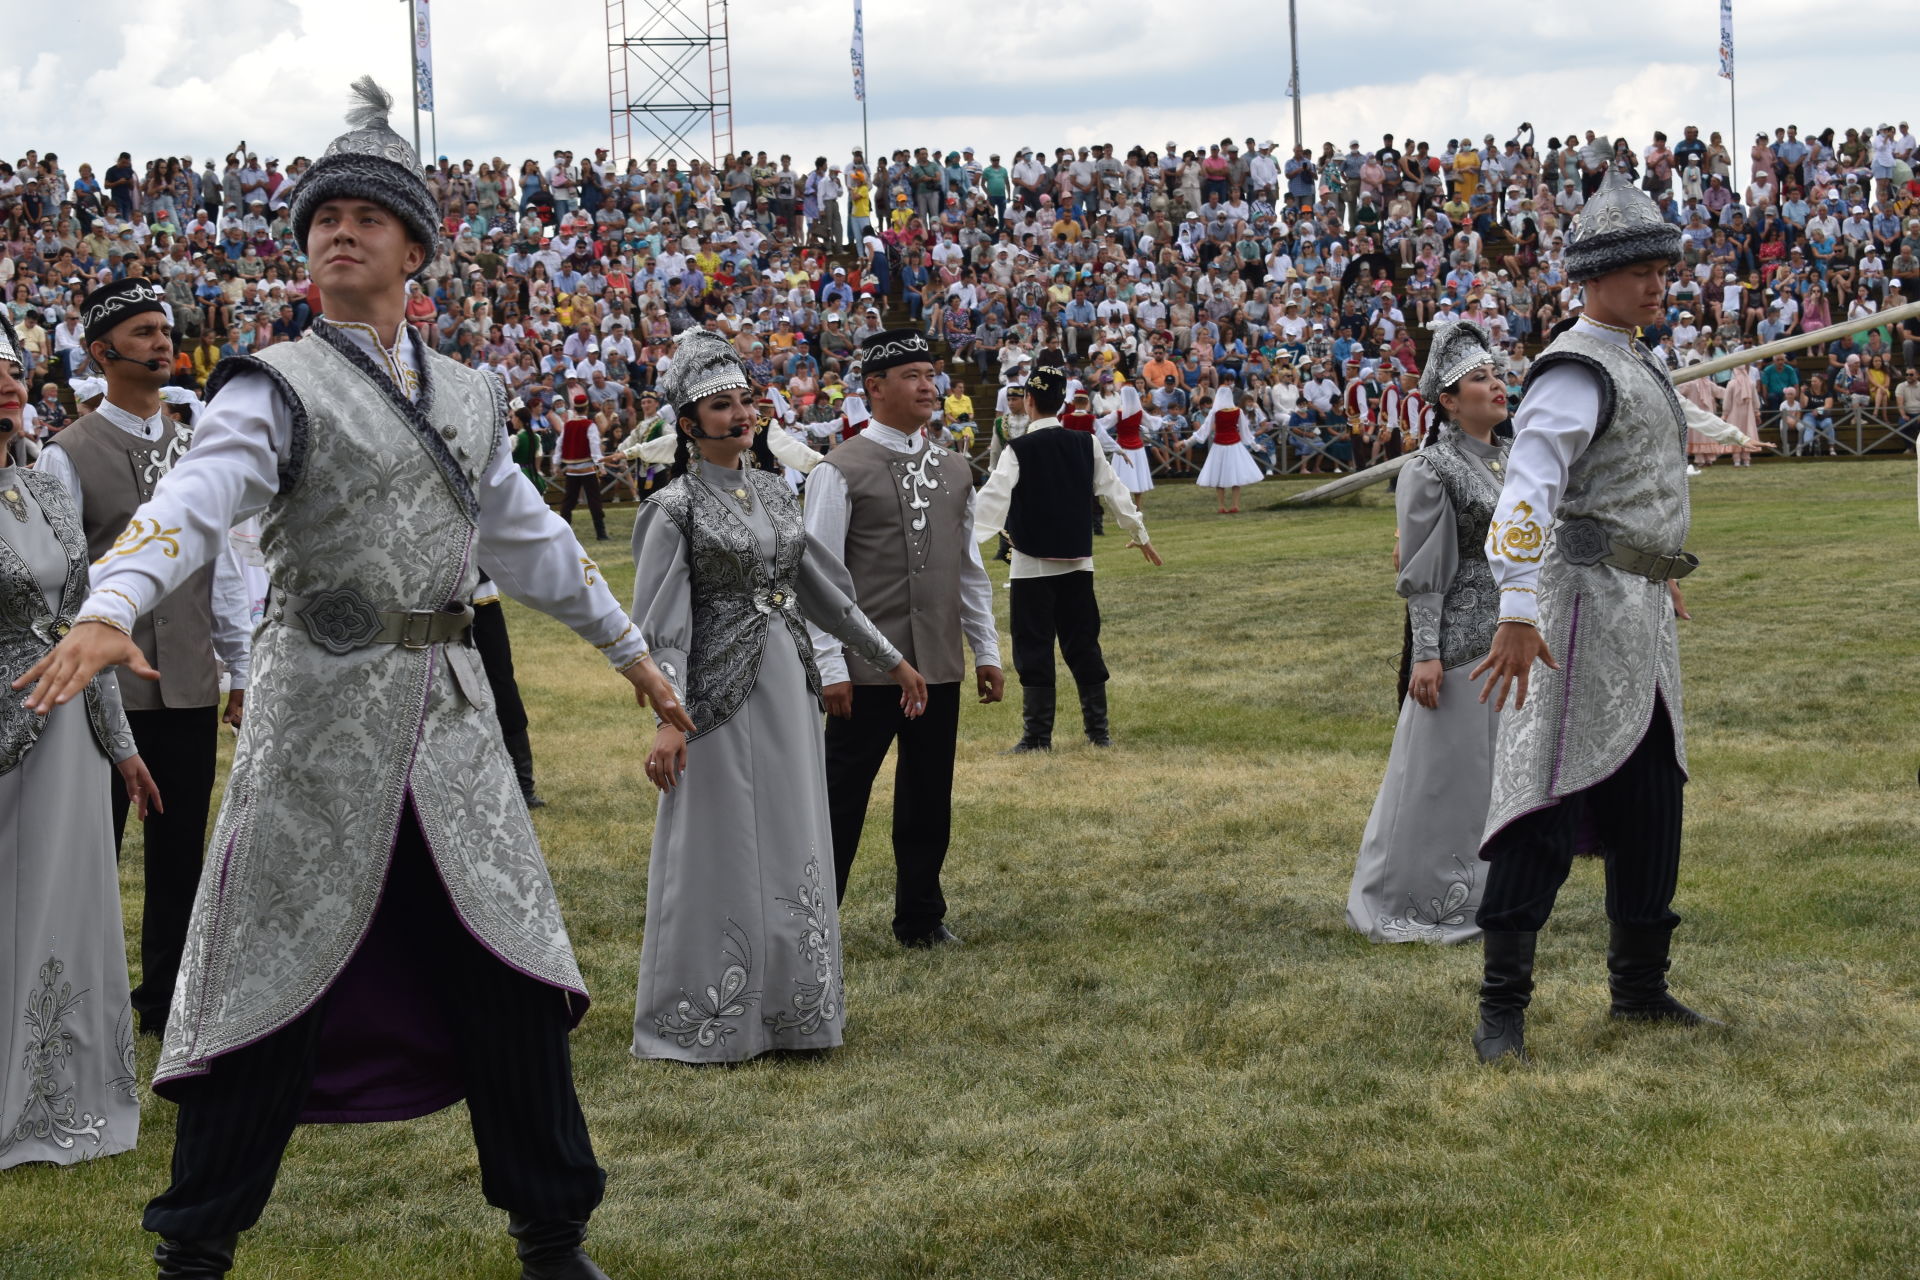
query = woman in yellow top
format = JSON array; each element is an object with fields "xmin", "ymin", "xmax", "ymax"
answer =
[
  {"xmin": 850, "ymin": 174, "xmax": 874, "ymax": 242},
  {"xmin": 1451, "ymin": 144, "xmax": 1481, "ymax": 205}
]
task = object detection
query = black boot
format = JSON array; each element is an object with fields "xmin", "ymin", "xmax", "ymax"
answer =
[
  {"xmin": 504, "ymin": 727, "xmax": 547, "ymax": 809},
  {"xmin": 1607, "ymin": 923, "xmax": 1724, "ymax": 1026},
  {"xmin": 1006, "ymin": 684, "xmax": 1053, "ymax": 753},
  {"xmin": 1078, "ymin": 681, "xmax": 1112, "ymax": 747},
  {"xmin": 153, "ymin": 1236, "xmax": 237, "ymax": 1279},
  {"xmin": 509, "ymin": 1217, "xmax": 611, "ymax": 1280},
  {"xmin": 1472, "ymin": 931, "xmax": 1536, "ymax": 1064},
  {"xmin": 592, "ymin": 513, "xmax": 609, "ymax": 543}
]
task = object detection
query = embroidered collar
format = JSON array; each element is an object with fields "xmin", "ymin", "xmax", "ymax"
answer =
[
  {"xmin": 321, "ymin": 316, "xmax": 421, "ymax": 402},
  {"xmin": 1575, "ymin": 314, "xmax": 1637, "ymax": 345}
]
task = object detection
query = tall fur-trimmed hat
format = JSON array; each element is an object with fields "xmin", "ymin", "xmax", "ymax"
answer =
[
  {"xmin": 290, "ymin": 77, "xmax": 440, "ymax": 279},
  {"xmin": 1564, "ymin": 162, "xmax": 1684, "ymax": 283},
  {"xmin": 657, "ymin": 326, "xmax": 753, "ymax": 416}
]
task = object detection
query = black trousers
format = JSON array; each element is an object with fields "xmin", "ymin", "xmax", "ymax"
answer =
[
  {"xmin": 1008, "ymin": 572, "xmax": 1108, "ymax": 690},
  {"xmin": 112, "ymin": 704, "xmax": 219, "ymax": 1034},
  {"xmin": 142, "ymin": 812, "xmax": 604, "ymax": 1240},
  {"xmin": 558, "ymin": 471, "xmax": 605, "ymax": 526},
  {"xmin": 471, "ymin": 600, "xmax": 529, "ymax": 740},
  {"xmin": 824, "ymin": 681, "xmax": 961, "ymax": 940},
  {"xmin": 1476, "ymin": 703, "xmax": 1686, "ymax": 934}
]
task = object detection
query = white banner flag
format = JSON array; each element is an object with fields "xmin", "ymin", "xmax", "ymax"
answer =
[
  {"xmin": 850, "ymin": 0, "xmax": 866, "ymax": 104},
  {"xmin": 1718, "ymin": 0, "xmax": 1733, "ymax": 80},
  {"xmin": 412, "ymin": 0, "xmax": 435, "ymax": 112}
]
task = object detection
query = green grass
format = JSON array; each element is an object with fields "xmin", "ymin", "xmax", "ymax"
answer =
[{"xmin": 6, "ymin": 460, "xmax": 1919, "ymax": 1279}]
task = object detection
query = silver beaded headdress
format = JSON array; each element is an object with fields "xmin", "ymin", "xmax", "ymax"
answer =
[
  {"xmin": 1418, "ymin": 319, "xmax": 1498, "ymax": 403},
  {"xmin": 656, "ymin": 327, "xmax": 752, "ymax": 416}
]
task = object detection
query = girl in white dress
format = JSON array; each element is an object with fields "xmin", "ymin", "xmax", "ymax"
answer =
[
  {"xmin": 1100, "ymin": 385, "xmax": 1157, "ymax": 509},
  {"xmin": 1190, "ymin": 386, "xmax": 1263, "ymax": 513}
]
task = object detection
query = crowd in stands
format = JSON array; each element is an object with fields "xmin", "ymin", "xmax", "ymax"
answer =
[{"xmin": 6, "ymin": 116, "xmax": 1920, "ymax": 482}]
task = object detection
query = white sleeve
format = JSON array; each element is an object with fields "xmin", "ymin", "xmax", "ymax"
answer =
[
  {"xmin": 1679, "ymin": 394, "xmax": 1753, "ymax": 447},
  {"xmin": 1092, "ymin": 436, "xmax": 1149, "ymax": 545},
  {"xmin": 35, "ymin": 442, "xmax": 82, "ymax": 511},
  {"xmin": 78, "ymin": 372, "xmax": 287, "ymax": 633},
  {"xmin": 957, "ymin": 488, "xmax": 1002, "ymax": 670},
  {"xmin": 209, "ymin": 540, "xmax": 253, "ymax": 690},
  {"xmin": 588, "ymin": 425, "xmax": 603, "ymax": 462},
  {"xmin": 765, "ymin": 424, "xmax": 823, "ymax": 473},
  {"xmin": 802, "ymin": 460, "xmax": 853, "ymax": 684},
  {"xmin": 970, "ymin": 445, "xmax": 1020, "ymax": 541},
  {"xmin": 1091, "ymin": 412, "xmax": 1120, "ymax": 453},
  {"xmin": 1486, "ymin": 362, "xmax": 1600, "ymax": 626},
  {"xmin": 474, "ymin": 427, "xmax": 648, "ymax": 671}
]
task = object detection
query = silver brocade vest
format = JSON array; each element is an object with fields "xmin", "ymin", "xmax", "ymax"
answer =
[
  {"xmin": 642, "ymin": 468, "xmax": 817, "ymax": 740},
  {"xmin": 827, "ymin": 434, "xmax": 972, "ymax": 685},
  {"xmin": 1483, "ymin": 329, "xmax": 1691, "ymax": 844},
  {"xmin": 155, "ymin": 324, "xmax": 587, "ymax": 1092},
  {"xmin": 0, "ymin": 470, "xmax": 132, "ymax": 773},
  {"xmin": 1408, "ymin": 434, "xmax": 1506, "ymax": 671}
]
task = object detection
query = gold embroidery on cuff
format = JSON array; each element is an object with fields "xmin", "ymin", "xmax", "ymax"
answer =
[
  {"xmin": 615, "ymin": 649, "xmax": 652, "ymax": 674},
  {"xmin": 75, "ymin": 613, "xmax": 134, "ymax": 636},
  {"xmin": 1496, "ymin": 615, "xmax": 1539, "ymax": 626},
  {"xmin": 94, "ymin": 518, "xmax": 182, "ymax": 564},
  {"xmin": 1488, "ymin": 501, "xmax": 1545, "ymax": 563},
  {"xmin": 98, "ymin": 586, "xmax": 141, "ymax": 609},
  {"xmin": 594, "ymin": 623, "xmax": 637, "ymax": 651}
]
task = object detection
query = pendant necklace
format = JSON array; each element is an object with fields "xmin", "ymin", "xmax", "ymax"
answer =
[{"xmin": 1, "ymin": 483, "xmax": 26, "ymax": 523}]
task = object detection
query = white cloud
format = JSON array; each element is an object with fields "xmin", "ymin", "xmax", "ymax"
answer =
[{"xmin": 5, "ymin": 0, "xmax": 1913, "ymax": 178}]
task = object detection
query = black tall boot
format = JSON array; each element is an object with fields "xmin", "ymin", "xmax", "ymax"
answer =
[
  {"xmin": 153, "ymin": 1236, "xmax": 237, "ymax": 1279},
  {"xmin": 509, "ymin": 1217, "xmax": 611, "ymax": 1280},
  {"xmin": 1006, "ymin": 684, "xmax": 1054, "ymax": 753},
  {"xmin": 591, "ymin": 512, "xmax": 610, "ymax": 543},
  {"xmin": 1472, "ymin": 930, "xmax": 1536, "ymax": 1064},
  {"xmin": 1078, "ymin": 681, "xmax": 1112, "ymax": 747},
  {"xmin": 1607, "ymin": 923, "xmax": 1724, "ymax": 1026},
  {"xmin": 504, "ymin": 727, "xmax": 547, "ymax": 809}
]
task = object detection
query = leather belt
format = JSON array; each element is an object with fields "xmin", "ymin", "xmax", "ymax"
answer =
[
  {"xmin": 268, "ymin": 584, "xmax": 474, "ymax": 655},
  {"xmin": 1556, "ymin": 519, "xmax": 1698, "ymax": 583}
]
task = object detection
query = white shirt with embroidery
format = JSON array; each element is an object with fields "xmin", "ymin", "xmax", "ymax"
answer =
[{"xmin": 1487, "ymin": 315, "xmax": 1751, "ymax": 626}]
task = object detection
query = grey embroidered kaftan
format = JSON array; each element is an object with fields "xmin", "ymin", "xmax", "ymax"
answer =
[
  {"xmin": 629, "ymin": 461, "xmax": 899, "ymax": 1063},
  {"xmin": 1, "ymin": 466, "xmax": 140, "ymax": 1168},
  {"xmin": 1347, "ymin": 434, "xmax": 1506, "ymax": 944}
]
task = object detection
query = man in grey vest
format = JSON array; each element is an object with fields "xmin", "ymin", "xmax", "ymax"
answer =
[
  {"xmin": 19, "ymin": 78, "xmax": 691, "ymax": 1280},
  {"xmin": 1468, "ymin": 165, "xmax": 1754, "ymax": 1064},
  {"xmin": 804, "ymin": 329, "xmax": 1004, "ymax": 947},
  {"xmin": 37, "ymin": 276, "xmax": 252, "ymax": 1041}
]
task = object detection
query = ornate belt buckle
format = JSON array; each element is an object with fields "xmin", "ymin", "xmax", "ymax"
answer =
[
  {"xmin": 1556, "ymin": 519, "xmax": 1613, "ymax": 567},
  {"xmin": 299, "ymin": 587, "xmax": 382, "ymax": 655}
]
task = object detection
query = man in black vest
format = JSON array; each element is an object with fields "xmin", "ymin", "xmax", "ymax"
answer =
[
  {"xmin": 37, "ymin": 277, "xmax": 251, "ymax": 1039},
  {"xmin": 973, "ymin": 351, "xmax": 1160, "ymax": 752}
]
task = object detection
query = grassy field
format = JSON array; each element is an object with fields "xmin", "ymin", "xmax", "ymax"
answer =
[{"xmin": 6, "ymin": 459, "xmax": 1918, "ymax": 1279}]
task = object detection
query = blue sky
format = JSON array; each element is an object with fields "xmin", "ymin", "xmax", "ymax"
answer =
[{"xmin": 6, "ymin": 1, "xmax": 1913, "ymax": 175}]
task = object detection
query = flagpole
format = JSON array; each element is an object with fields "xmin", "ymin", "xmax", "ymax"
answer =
[
  {"xmin": 1288, "ymin": 0, "xmax": 1303, "ymax": 151},
  {"xmin": 405, "ymin": 0, "xmax": 421, "ymax": 160}
]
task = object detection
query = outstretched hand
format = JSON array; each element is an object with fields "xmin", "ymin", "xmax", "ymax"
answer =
[
  {"xmin": 13, "ymin": 621, "xmax": 156, "ymax": 715},
  {"xmin": 625, "ymin": 655, "xmax": 696, "ymax": 733},
  {"xmin": 1470, "ymin": 621, "xmax": 1558, "ymax": 712},
  {"xmin": 1130, "ymin": 541, "xmax": 1163, "ymax": 566}
]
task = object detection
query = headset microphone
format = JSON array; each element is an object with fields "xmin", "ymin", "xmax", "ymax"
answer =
[
  {"xmin": 693, "ymin": 424, "xmax": 751, "ymax": 440},
  {"xmin": 105, "ymin": 348, "xmax": 167, "ymax": 372}
]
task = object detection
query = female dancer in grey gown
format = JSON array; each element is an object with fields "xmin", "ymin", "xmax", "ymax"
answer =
[
  {"xmin": 0, "ymin": 322, "xmax": 161, "ymax": 1168},
  {"xmin": 1348, "ymin": 321, "xmax": 1510, "ymax": 944},
  {"xmin": 630, "ymin": 330, "xmax": 926, "ymax": 1063}
]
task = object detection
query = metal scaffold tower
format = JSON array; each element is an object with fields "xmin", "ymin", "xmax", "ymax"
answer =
[{"xmin": 606, "ymin": 0, "xmax": 733, "ymax": 167}]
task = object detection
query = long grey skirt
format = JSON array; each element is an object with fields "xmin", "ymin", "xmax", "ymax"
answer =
[
  {"xmin": 632, "ymin": 634, "xmax": 845, "ymax": 1062},
  {"xmin": 0, "ymin": 685, "xmax": 140, "ymax": 1168},
  {"xmin": 1346, "ymin": 664, "xmax": 1499, "ymax": 945}
]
